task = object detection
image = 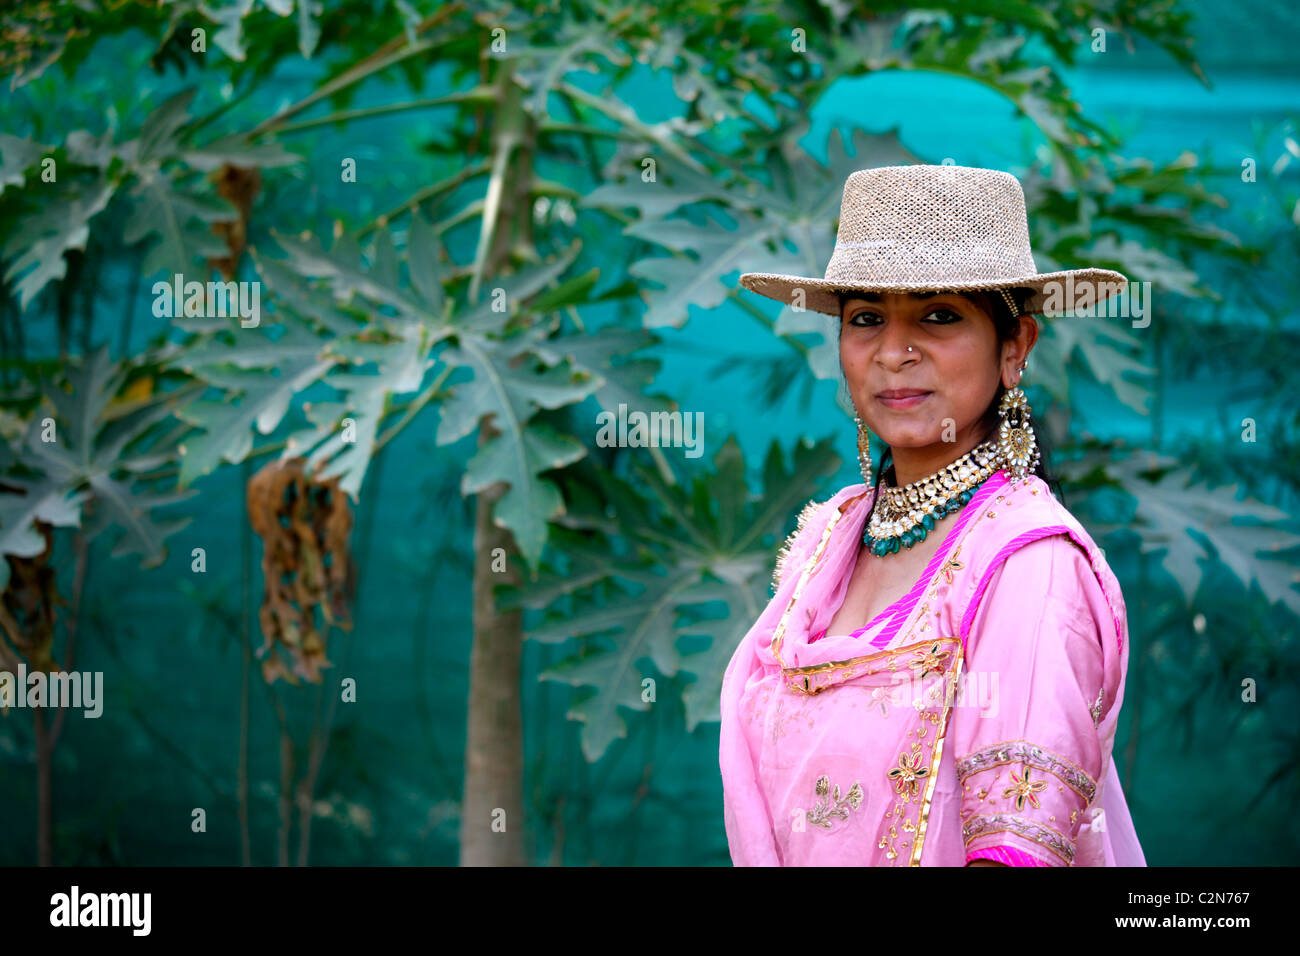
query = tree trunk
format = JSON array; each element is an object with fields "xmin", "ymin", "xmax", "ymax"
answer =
[
  {"xmin": 34, "ymin": 707, "xmax": 52, "ymax": 866},
  {"xmin": 459, "ymin": 417, "xmax": 527, "ymax": 866},
  {"xmin": 458, "ymin": 59, "xmax": 535, "ymax": 867}
]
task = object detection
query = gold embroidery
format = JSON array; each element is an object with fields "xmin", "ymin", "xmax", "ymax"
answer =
[
  {"xmin": 939, "ymin": 544, "xmax": 964, "ymax": 584},
  {"xmin": 956, "ymin": 739, "xmax": 1097, "ymax": 803},
  {"xmin": 781, "ymin": 636, "xmax": 957, "ymax": 696},
  {"xmin": 764, "ymin": 485, "xmax": 1009, "ymax": 865},
  {"xmin": 888, "ymin": 742, "xmax": 930, "ymax": 801},
  {"xmin": 908, "ymin": 658, "xmax": 964, "ymax": 865},
  {"xmin": 1003, "ymin": 767, "xmax": 1049, "ymax": 812},
  {"xmin": 807, "ymin": 774, "xmax": 864, "ymax": 829},
  {"xmin": 909, "ymin": 642, "xmax": 951, "ymax": 678},
  {"xmin": 1090, "ymin": 687, "xmax": 1105, "ymax": 728},
  {"xmin": 963, "ymin": 813, "xmax": 1074, "ymax": 864},
  {"xmin": 768, "ymin": 506, "xmax": 847, "ymax": 667}
]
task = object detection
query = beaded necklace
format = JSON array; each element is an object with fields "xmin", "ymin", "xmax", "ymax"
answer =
[{"xmin": 863, "ymin": 436, "xmax": 1001, "ymax": 555}]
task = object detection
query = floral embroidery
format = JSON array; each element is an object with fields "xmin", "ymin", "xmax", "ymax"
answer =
[
  {"xmin": 956, "ymin": 739, "xmax": 1097, "ymax": 803},
  {"xmin": 963, "ymin": 813, "xmax": 1074, "ymax": 865},
  {"xmin": 807, "ymin": 774, "xmax": 864, "ymax": 829},
  {"xmin": 1090, "ymin": 687, "xmax": 1105, "ymax": 728},
  {"xmin": 909, "ymin": 642, "xmax": 951, "ymax": 678},
  {"xmin": 870, "ymin": 685, "xmax": 895, "ymax": 717},
  {"xmin": 1003, "ymin": 767, "xmax": 1048, "ymax": 811},
  {"xmin": 939, "ymin": 545, "xmax": 964, "ymax": 584},
  {"xmin": 888, "ymin": 742, "xmax": 930, "ymax": 801},
  {"xmin": 781, "ymin": 636, "xmax": 958, "ymax": 696}
]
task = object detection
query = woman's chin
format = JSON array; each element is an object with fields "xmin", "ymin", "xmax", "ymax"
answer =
[{"xmin": 870, "ymin": 428, "xmax": 940, "ymax": 448}]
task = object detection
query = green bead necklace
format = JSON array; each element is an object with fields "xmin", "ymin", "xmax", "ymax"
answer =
[{"xmin": 862, "ymin": 437, "xmax": 1001, "ymax": 556}]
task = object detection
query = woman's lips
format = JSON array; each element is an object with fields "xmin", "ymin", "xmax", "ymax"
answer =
[{"xmin": 876, "ymin": 390, "xmax": 932, "ymax": 409}]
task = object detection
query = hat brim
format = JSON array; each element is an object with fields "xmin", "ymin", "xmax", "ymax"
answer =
[{"xmin": 737, "ymin": 268, "xmax": 1130, "ymax": 318}]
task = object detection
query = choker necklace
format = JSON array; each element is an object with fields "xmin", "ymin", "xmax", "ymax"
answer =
[{"xmin": 863, "ymin": 437, "xmax": 1001, "ymax": 556}]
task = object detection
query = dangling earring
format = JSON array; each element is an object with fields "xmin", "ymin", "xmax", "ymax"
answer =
[
  {"xmin": 854, "ymin": 411, "xmax": 873, "ymax": 485},
  {"xmin": 996, "ymin": 384, "xmax": 1040, "ymax": 482}
]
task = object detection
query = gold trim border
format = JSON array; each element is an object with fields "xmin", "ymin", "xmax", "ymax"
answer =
[
  {"xmin": 955, "ymin": 738, "xmax": 1098, "ymax": 804},
  {"xmin": 910, "ymin": 651, "xmax": 964, "ymax": 866},
  {"xmin": 768, "ymin": 492, "xmax": 870, "ymax": 668}
]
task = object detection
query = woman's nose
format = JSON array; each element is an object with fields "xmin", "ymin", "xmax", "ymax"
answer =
[{"xmin": 875, "ymin": 317, "xmax": 919, "ymax": 364}]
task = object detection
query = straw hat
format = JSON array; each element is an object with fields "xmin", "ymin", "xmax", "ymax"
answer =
[{"xmin": 738, "ymin": 164, "xmax": 1128, "ymax": 318}]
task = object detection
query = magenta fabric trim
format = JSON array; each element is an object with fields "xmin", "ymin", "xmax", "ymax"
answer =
[
  {"xmin": 808, "ymin": 470, "xmax": 1008, "ymax": 647},
  {"xmin": 957, "ymin": 523, "xmax": 1124, "ymax": 655},
  {"xmin": 967, "ymin": 845, "xmax": 1050, "ymax": 867},
  {"xmin": 861, "ymin": 470, "xmax": 1008, "ymax": 649},
  {"xmin": 959, "ymin": 526, "xmax": 1071, "ymax": 654}
]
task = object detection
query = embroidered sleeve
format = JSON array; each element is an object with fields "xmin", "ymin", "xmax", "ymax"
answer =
[
  {"xmin": 953, "ymin": 534, "xmax": 1111, "ymax": 867},
  {"xmin": 967, "ymin": 845, "xmax": 1051, "ymax": 867}
]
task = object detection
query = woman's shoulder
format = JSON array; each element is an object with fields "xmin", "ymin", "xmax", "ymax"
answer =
[
  {"xmin": 983, "ymin": 473, "xmax": 1096, "ymax": 536},
  {"xmin": 964, "ymin": 474, "xmax": 1127, "ymax": 647}
]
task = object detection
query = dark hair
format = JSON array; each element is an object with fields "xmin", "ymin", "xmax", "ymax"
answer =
[{"xmin": 834, "ymin": 288, "xmax": 1064, "ymax": 525}]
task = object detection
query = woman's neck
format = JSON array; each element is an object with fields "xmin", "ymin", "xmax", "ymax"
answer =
[{"xmin": 887, "ymin": 432, "xmax": 991, "ymax": 488}]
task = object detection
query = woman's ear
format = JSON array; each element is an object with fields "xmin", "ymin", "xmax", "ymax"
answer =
[{"xmin": 1002, "ymin": 314, "xmax": 1040, "ymax": 389}]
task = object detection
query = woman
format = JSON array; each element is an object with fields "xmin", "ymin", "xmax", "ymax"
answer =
[{"xmin": 720, "ymin": 164, "xmax": 1145, "ymax": 866}]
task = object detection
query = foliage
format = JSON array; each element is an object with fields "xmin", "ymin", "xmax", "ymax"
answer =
[
  {"xmin": 501, "ymin": 435, "xmax": 840, "ymax": 760},
  {"xmin": 0, "ymin": 345, "xmax": 197, "ymax": 593}
]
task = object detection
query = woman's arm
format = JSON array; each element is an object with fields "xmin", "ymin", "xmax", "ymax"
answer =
[{"xmin": 951, "ymin": 535, "xmax": 1113, "ymax": 868}]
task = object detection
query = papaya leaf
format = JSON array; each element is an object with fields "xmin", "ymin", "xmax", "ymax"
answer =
[
  {"xmin": 515, "ymin": 434, "xmax": 840, "ymax": 760},
  {"xmin": 0, "ymin": 133, "xmax": 51, "ymax": 197},
  {"xmin": 1104, "ymin": 454, "xmax": 1300, "ymax": 614},
  {"xmin": 444, "ymin": 338, "xmax": 596, "ymax": 566},
  {"xmin": 2, "ymin": 177, "xmax": 115, "ymax": 310},
  {"xmin": 1033, "ymin": 316, "xmax": 1154, "ymax": 416},
  {"xmin": 123, "ymin": 174, "xmax": 238, "ymax": 279},
  {"xmin": 533, "ymin": 325, "xmax": 671, "ymax": 415},
  {"xmin": 168, "ymin": 314, "xmax": 335, "ymax": 484},
  {"xmin": 0, "ymin": 346, "xmax": 195, "ymax": 586},
  {"xmin": 606, "ymin": 127, "xmax": 913, "ymax": 329}
]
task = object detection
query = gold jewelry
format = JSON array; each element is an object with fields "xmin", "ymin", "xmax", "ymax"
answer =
[
  {"xmin": 854, "ymin": 411, "xmax": 873, "ymax": 484},
  {"xmin": 998, "ymin": 289, "xmax": 1018, "ymax": 318},
  {"xmin": 864, "ymin": 436, "xmax": 1000, "ymax": 555},
  {"xmin": 996, "ymin": 385, "xmax": 1040, "ymax": 482}
]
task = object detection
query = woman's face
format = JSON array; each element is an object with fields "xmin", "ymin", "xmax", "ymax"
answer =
[{"xmin": 839, "ymin": 291, "xmax": 1032, "ymax": 451}]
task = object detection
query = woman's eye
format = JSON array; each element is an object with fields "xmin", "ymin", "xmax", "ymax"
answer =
[
  {"xmin": 849, "ymin": 311, "xmax": 882, "ymax": 325},
  {"xmin": 924, "ymin": 309, "xmax": 962, "ymax": 324}
]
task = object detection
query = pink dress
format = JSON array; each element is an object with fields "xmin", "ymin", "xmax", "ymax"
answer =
[{"xmin": 719, "ymin": 469, "xmax": 1146, "ymax": 866}]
